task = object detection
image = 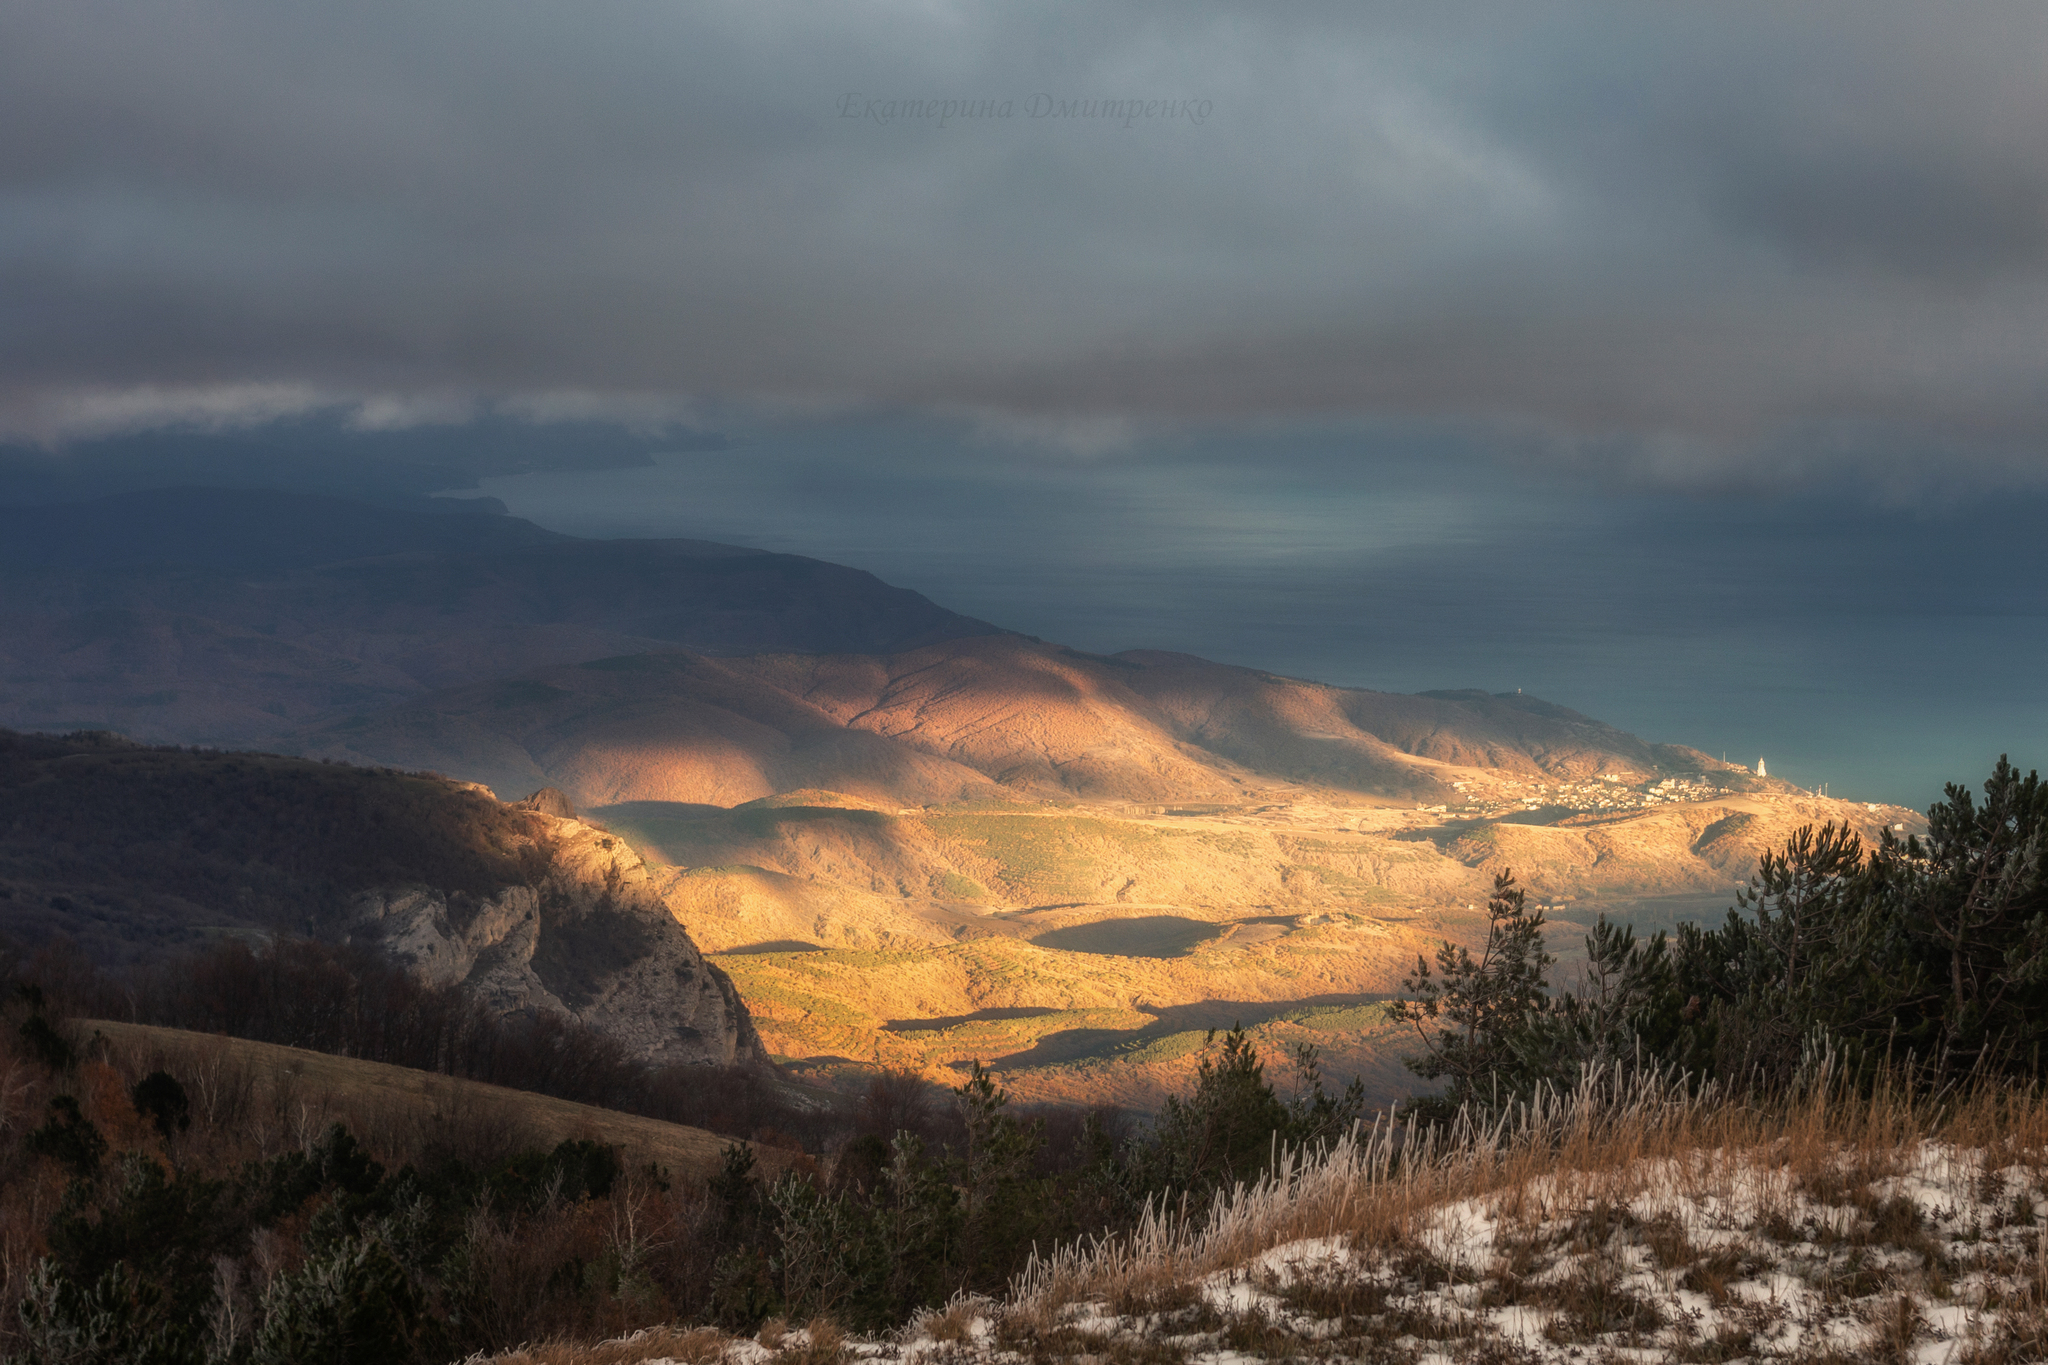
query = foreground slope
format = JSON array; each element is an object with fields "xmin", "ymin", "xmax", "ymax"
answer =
[
  {"xmin": 500, "ymin": 1084, "xmax": 2048, "ymax": 1365},
  {"xmin": 82, "ymin": 1020, "xmax": 802, "ymax": 1179},
  {"xmin": 0, "ymin": 728, "xmax": 763, "ymax": 1066}
]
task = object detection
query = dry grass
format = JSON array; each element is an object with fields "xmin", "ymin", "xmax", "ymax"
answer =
[
  {"xmin": 467, "ymin": 1063, "xmax": 2048, "ymax": 1363},
  {"xmin": 981, "ymin": 1064, "xmax": 2048, "ymax": 1363},
  {"xmin": 457, "ymin": 1324, "xmax": 728, "ymax": 1364},
  {"xmin": 76, "ymin": 1019, "xmax": 807, "ymax": 1180},
  {"xmin": 910, "ymin": 1294, "xmax": 998, "ymax": 1343}
]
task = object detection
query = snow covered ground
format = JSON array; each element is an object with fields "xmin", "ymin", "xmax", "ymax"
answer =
[{"xmin": 477, "ymin": 1077, "xmax": 2048, "ymax": 1365}]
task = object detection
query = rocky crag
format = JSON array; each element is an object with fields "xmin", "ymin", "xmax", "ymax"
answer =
[{"xmin": 349, "ymin": 788, "xmax": 762, "ymax": 1067}]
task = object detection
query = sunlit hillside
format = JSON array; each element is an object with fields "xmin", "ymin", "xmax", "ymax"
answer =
[
  {"xmin": 611, "ymin": 777, "xmax": 1916, "ymax": 1109},
  {"xmin": 287, "ymin": 630, "xmax": 1924, "ymax": 1109},
  {"xmin": 298, "ymin": 635, "xmax": 1734, "ymax": 811}
]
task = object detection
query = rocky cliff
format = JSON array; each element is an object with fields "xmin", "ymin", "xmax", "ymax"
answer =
[{"xmin": 348, "ymin": 803, "xmax": 764, "ymax": 1067}]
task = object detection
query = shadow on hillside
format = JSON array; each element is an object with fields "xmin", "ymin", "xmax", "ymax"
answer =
[
  {"xmin": 597, "ymin": 798, "xmax": 904, "ymax": 864},
  {"xmin": 590, "ymin": 800, "xmax": 733, "ymax": 824},
  {"xmin": 882, "ymin": 1006, "xmax": 1064, "ymax": 1033},
  {"xmin": 981, "ymin": 993, "xmax": 1402, "ymax": 1071},
  {"xmin": 1030, "ymin": 915, "xmax": 1222, "ymax": 957}
]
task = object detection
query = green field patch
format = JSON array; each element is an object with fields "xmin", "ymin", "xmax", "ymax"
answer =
[
  {"xmin": 1118, "ymin": 1030, "xmax": 1213, "ymax": 1066},
  {"xmin": 1191, "ymin": 831, "xmax": 1260, "ymax": 859},
  {"xmin": 737, "ymin": 789, "xmax": 886, "ymax": 812},
  {"xmin": 1286, "ymin": 1002, "xmax": 1402, "ymax": 1033}
]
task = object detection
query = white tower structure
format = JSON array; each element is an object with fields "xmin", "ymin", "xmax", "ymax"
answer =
[{"xmin": 1757, "ymin": 757, "xmax": 1767, "ymax": 778}]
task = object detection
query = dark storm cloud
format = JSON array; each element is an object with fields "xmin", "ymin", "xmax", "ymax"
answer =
[{"xmin": 5, "ymin": 1, "xmax": 2048, "ymax": 481}]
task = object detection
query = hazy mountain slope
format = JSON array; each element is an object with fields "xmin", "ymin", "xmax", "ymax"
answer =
[
  {"xmin": 298, "ymin": 636, "xmax": 1724, "ymax": 814},
  {"xmin": 0, "ymin": 489, "xmax": 1713, "ymax": 811},
  {"xmin": 0, "ymin": 485, "xmax": 566, "ymax": 572},
  {"xmin": 299, "ymin": 652, "xmax": 1006, "ymax": 808},
  {"xmin": 1112, "ymin": 650, "xmax": 1721, "ymax": 784},
  {"xmin": 0, "ymin": 488, "xmax": 1001, "ymax": 745},
  {"xmin": 0, "ymin": 728, "xmax": 763, "ymax": 1066}
]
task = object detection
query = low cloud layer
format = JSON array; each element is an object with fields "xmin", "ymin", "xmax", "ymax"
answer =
[{"xmin": 5, "ymin": 2, "xmax": 2048, "ymax": 483}]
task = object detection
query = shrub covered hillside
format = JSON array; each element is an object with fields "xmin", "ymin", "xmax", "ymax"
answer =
[
  {"xmin": 0, "ymin": 991, "xmax": 721, "ymax": 1364},
  {"xmin": 464, "ymin": 755, "xmax": 2048, "ymax": 1363},
  {"xmin": 0, "ymin": 728, "xmax": 548, "ymax": 960},
  {"xmin": 28, "ymin": 937, "xmax": 808, "ymax": 1143},
  {"xmin": 0, "ymin": 727, "xmax": 764, "ymax": 1068}
]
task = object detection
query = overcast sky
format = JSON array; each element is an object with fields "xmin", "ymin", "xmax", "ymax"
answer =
[
  {"xmin": 7, "ymin": 0, "xmax": 2048, "ymax": 477},
  {"xmin": 3, "ymin": 1, "xmax": 2045, "ymax": 802}
]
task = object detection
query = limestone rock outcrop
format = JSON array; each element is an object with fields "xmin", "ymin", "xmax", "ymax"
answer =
[{"xmin": 347, "ymin": 807, "xmax": 765, "ymax": 1068}]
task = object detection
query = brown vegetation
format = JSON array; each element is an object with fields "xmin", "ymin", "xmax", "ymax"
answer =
[
  {"xmin": 459, "ymin": 1069, "xmax": 2048, "ymax": 1363},
  {"xmin": 73, "ymin": 1021, "xmax": 805, "ymax": 1181},
  {"xmin": 0, "ymin": 1008, "xmax": 763, "ymax": 1359},
  {"xmin": 634, "ymin": 788, "xmax": 1907, "ymax": 1110}
]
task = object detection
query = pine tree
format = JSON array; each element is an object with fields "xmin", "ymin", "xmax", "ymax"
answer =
[{"xmin": 1394, "ymin": 869, "xmax": 1554, "ymax": 1122}]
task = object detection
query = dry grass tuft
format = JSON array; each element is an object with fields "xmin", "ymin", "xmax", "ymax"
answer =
[
  {"xmin": 778, "ymin": 1318, "xmax": 845, "ymax": 1365},
  {"xmin": 912, "ymin": 1294, "xmax": 997, "ymax": 1342},
  {"xmin": 460, "ymin": 1323, "xmax": 727, "ymax": 1364}
]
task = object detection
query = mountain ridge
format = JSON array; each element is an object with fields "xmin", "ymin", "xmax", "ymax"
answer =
[
  {"xmin": 295, "ymin": 634, "xmax": 1741, "ymax": 813},
  {"xmin": 0, "ymin": 487, "xmax": 1004, "ymax": 746}
]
